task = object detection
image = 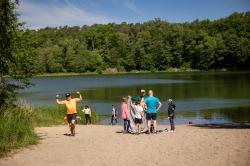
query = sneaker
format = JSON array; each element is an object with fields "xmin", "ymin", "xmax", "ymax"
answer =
[{"xmin": 164, "ymin": 128, "xmax": 168, "ymax": 132}]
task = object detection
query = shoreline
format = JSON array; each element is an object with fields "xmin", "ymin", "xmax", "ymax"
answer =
[
  {"xmin": 32, "ymin": 69, "xmax": 250, "ymax": 78},
  {"xmin": 1, "ymin": 124, "xmax": 249, "ymax": 166},
  {"xmin": 3, "ymin": 69, "xmax": 249, "ymax": 78},
  {"xmin": 33, "ymin": 69, "xmax": 199, "ymax": 77}
]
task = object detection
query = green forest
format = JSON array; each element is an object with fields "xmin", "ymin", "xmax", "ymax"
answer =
[{"xmin": 17, "ymin": 12, "xmax": 250, "ymax": 74}]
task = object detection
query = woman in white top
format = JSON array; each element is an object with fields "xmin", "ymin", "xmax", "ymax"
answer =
[{"xmin": 82, "ymin": 105, "xmax": 91, "ymax": 124}]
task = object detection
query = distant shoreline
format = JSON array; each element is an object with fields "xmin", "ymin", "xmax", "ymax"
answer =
[
  {"xmin": 33, "ymin": 68, "xmax": 231, "ymax": 78},
  {"xmin": 32, "ymin": 69, "xmax": 250, "ymax": 78},
  {"xmin": 34, "ymin": 68, "xmax": 199, "ymax": 77}
]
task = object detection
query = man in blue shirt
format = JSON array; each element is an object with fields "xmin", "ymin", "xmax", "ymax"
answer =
[{"xmin": 144, "ymin": 90, "xmax": 162, "ymax": 133}]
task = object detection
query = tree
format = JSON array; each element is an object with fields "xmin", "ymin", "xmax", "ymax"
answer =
[
  {"xmin": 4, "ymin": 11, "xmax": 249, "ymax": 75},
  {"xmin": 0, "ymin": 0, "xmax": 31, "ymax": 109},
  {"xmin": 35, "ymin": 44, "xmax": 63, "ymax": 73}
]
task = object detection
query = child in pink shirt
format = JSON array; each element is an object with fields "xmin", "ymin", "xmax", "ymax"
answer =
[{"xmin": 121, "ymin": 97, "xmax": 130, "ymax": 133}]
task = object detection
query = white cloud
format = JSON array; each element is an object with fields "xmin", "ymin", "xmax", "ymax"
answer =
[
  {"xmin": 17, "ymin": 1, "xmax": 114, "ymax": 29},
  {"xmin": 124, "ymin": 0, "xmax": 142, "ymax": 15},
  {"xmin": 111, "ymin": 0, "xmax": 142, "ymax": 15}
]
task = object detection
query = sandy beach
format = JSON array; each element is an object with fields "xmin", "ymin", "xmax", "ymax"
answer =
[{"xmin": 0, "ymin": 125, "xmax": 249, "ymax": 166}]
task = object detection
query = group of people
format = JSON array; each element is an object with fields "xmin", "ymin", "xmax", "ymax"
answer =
[
  {"xmin": 119, "ymin": 89, "xmax": 176, "ymax": 134},
  {"xmin": 55, "ymin": 89, "xmax": 176, "ymax": 136}
]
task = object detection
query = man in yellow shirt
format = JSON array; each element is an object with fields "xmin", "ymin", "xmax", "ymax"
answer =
[{"xmin": 56, "ymin": 92, "xmax": 82, "ymax": 136}]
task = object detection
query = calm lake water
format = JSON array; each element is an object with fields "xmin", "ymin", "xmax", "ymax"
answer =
[{"xmin": 18, "ymin": 71, "xmax": 250, "ymax": 125}]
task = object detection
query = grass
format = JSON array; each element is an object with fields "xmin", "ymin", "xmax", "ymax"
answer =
[
  {"xmin": 0, "ymin": 105, "xmax": 100, "ymax": 156},
  {"xmin": 0, "ymin": 107, "xmax": 37, "ymax": 157},
  {"xmin": 33, "ymin": 106, "xmax": 100, "ymax": 126}
]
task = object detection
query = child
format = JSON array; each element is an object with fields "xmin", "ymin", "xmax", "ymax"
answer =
[
  {"xmin": 82, "ymin": 105, "xmax": 92, "ymax": 125},
  {"xmin": 121, "ymin": 97, "xmax": 130, "ymax": 133},
  {"xmin": 111, "ymin": 105, "xmax": 118, "ymax": 125},
  {"xmin": 168, "ymin": 99, "xmax": 176, "ymax": 132},
  {"xmin": 131, "ymin": 100, "xmax": 143, "ymax": 134}
]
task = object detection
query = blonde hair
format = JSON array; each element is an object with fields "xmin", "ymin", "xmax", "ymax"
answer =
[
  {"xmin": 148, "ymin": 90, "xmax": 153, "ymax": 96},
  {"xmin": 122, "ymin": 97, "xmax": 127, "ymax": 103}
]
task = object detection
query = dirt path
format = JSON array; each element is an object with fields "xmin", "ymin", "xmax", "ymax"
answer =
[{"xmin": 0, "ymin": 125, "xmax": 250, "ymax": 166}]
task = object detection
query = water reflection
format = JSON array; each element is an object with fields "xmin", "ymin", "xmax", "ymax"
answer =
[
  {"xmin": 18, "ymin": 72, "xmax": 250, "ymax": 125},
  {"xmin": 177, "ymin": 106, "xmax": 250, "ymax": 124}
]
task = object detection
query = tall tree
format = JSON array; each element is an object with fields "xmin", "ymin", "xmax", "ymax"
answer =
[{"xmin": 0, "ymin": 0, "xmax": 31, "ymax": 109}]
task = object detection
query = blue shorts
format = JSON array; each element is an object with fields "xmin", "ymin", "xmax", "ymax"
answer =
[{"xmin": 67, "ymin": 114, "xmax": 77, "ymax": 123}]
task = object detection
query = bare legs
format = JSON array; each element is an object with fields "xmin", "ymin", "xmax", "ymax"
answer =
[
  {"xmin": 153, "ymin": 120, "xmax": 157, "ymax": 132},
  {"xmin": 136, "ymin": 123, "xmax": 141, "ymax": 134},
  {"xmin": 147, "ymin": 120, "xmax": 151, "ymax": 133},
  {"xmin": 147, "ymin": 120, "xmax": 157, "ymax": 133},
  {"xmin": 69, "ymin": 120, "xmax": 76, "ymax": 136}
]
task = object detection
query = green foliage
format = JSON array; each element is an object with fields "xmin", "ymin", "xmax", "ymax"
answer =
[
  {"xmin": 32, "ymin": 106, "xmax": 66, "ymax": 126},
  {"xmin": 33, "ymin": 106, "xmax": 100, "ymax": 126},
  {"xmin": 0, "ymin": 107, "xmax": 37, "ymax": 156},
  {"xmin": 0, "ymin": 0, "xmax": 37, "ymax": 156},
  {"xmin": 0, "ymin": 0, "xmax": 32, "ymax": 109},
  {"xmin": 15, "ymin": 12, "xmax": 250, "ymax": 74}
]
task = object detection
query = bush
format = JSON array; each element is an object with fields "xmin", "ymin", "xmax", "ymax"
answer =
[
  {"xmin": 32, "ymin": 106, "xmax": 66, "ymax": 127},
  {"xmin": 0, "ymin": 107, "xmax": 37, "ymax": 156}
]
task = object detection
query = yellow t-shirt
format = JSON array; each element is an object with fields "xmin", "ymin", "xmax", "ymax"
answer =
[{"xmin": 63, "ymin": 99, "xmax": 77, "ymax": 114}]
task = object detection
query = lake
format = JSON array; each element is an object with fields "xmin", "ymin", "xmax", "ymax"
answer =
[{"xmin": 18, "ymin": 71, "xmax": 250, "ymax": 125}]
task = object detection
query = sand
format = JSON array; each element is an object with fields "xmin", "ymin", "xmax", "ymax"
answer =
[{"xmin": 0, "ymin": 125, "xmax": 250, "ymax": 166}]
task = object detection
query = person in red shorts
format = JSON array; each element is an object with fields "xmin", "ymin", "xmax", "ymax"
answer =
[{"xmin": 56, "ymin": 92, "xmax": 82, "ymax": 136}]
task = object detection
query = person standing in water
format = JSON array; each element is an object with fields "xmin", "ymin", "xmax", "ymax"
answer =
[
  {"xmin": 56, "ymin": 92, "xmax": 82, "ymax": 136},
  {"xmin": 111, "ymin": 105, "xmax": 118, "ymax": 125},
  {"xmin": 82, "ymin": 105, "xmax": 92, "ymax": 125},
  {"xmin": 144, "ymin": 90, "xmax": 162, "ymax": 134},
  {"xmin": 168, "ymin": 99, "xmax": 176, "ymax": 132}
]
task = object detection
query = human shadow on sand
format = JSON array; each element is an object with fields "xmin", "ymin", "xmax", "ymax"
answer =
[
  {"xmin": 192, "ymin": 123, "xmax": 250, "ymax": 129},
  {"xmin": 115, "ymin": 130, "xmax": 165, "ymax": 134}
]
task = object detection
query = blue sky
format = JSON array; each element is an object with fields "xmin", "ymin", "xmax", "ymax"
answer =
[{"xmin": 18, "ymin": 0, "xmax": 250, "ymax": 29}]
